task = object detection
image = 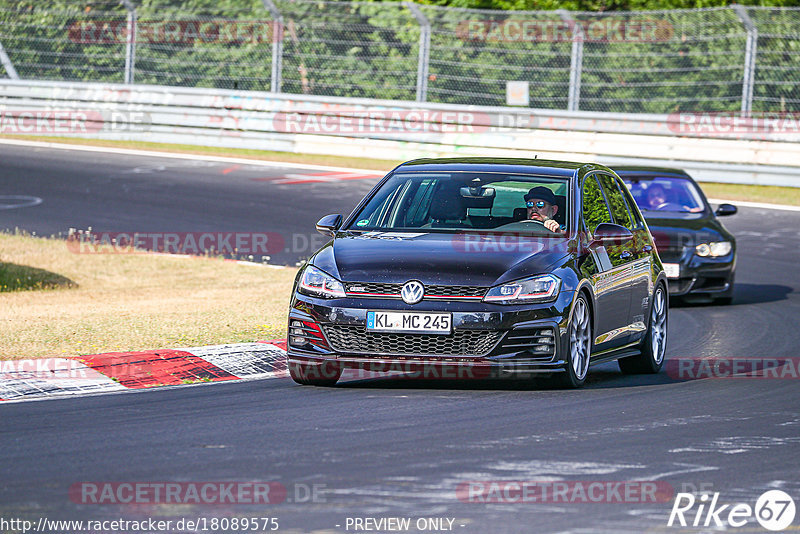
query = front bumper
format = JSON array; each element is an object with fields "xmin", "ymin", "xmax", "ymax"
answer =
[
  {"xmin": 287, "ymin": 290, "xmax": 575, "ymax": 376},
  {"xmin": 661, "ymin": 249, "xmax": 735, "ymax": 297}
]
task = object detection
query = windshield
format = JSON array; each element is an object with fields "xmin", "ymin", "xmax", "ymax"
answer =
[
  {"xmin": 621, "ymin": 176, "xmax": 706, "ymax": 213},
  {"xmin": 348, "ymin": 172, "xmax": 570, "ymax": 234}
]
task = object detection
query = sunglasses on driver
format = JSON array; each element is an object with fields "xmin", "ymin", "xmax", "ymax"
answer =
[{"xmin": 526, "ymin": 200, "xmax": 548, "ymax": 209}]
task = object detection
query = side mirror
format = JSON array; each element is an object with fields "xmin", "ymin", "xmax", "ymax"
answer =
[
  {"xmin": 590, "ymin": 223, "xmax": 633, "ymax": 247},
  {"xmin": 715, "ymin": 203, "xmax": 737, "ymax": 217},
  {"xmin": 316, "ymin": 214, "xmax": 343, "ymax": 236}
]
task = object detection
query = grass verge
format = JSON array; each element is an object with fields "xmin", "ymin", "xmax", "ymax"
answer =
[
  {"xmin": 0, "ymin": 232, "xmax": 296, "ymax": 360},
  {"xmin": 2, "ymin": 135, "xmax": 798, "ymax": 206},
  {"xmin": 700, "ymin": 182, "xmax": 800, "ymax": 206}
]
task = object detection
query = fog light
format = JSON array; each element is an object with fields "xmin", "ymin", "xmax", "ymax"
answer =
[
  {"xmin": 290, "ymin": 328, "xmax": 304, "ymax": 336},
  {"xmin": 534, "ymin": 344, "xmax": 550, "ymax": 352},
  {"xmin": 291, "ymin": 320, "xmax": 303, "ymax": 327},
  {"xmin": 291, "ymin": 336, "xmax": 306, "ymax": 345}
]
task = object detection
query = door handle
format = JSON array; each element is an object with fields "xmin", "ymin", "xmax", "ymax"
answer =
[{"xmin": 620, "ymin": 250, "xmax": 633, "ymax": 260}]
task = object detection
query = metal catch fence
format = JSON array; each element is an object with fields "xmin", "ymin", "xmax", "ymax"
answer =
[{"xmin": 0, "ymin": 0, "xmax": 797, "ymax": 114}]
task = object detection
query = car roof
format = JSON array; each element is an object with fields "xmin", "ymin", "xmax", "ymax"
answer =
[
  {"xmin": 612, "ymin": 165, "xmax": 693, "ymax": 178},
  {"xmin": 395, "ymin": 157, "xmax": 596, "ymax": 178}
]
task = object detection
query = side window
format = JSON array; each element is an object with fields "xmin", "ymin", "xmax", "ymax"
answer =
[
  {"xmin": 619, "ymin": 180, "xmax": 645, "ymax": 228},
  {"xmin": 598, "ymin": 174, "xmax": 633, "ymax": 229},
  {"xmin": 403, "ymin": 179, "xmax": 436, "ymax": 227},
  {"xmin": 582, "ymin": 175, "xmax": 613, "ymax": 236}
]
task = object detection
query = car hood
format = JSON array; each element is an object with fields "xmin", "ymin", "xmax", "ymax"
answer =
[
  {"xmin": 643, "ymin": 212, "xmax": 734, "ymax": 253},
  {"xmin": 311, "ymin": 231, "xmax": 571, "ymax": 287}
]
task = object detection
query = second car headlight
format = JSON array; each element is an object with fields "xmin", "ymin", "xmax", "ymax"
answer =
[
  {"xmin": 298, "ymin": 265, "xmax": 346, "ymax": 298},
  {"xmin": 483, "ymin": 274, "xmax": 561, "ymax": 304},
  {"xmin": 695, "ymin": 241, "xmax": 732, "ymax": 257}
]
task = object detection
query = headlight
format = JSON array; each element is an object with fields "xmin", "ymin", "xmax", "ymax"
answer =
[
  {"xmin": 298, "ymin": 265, "xmax": 346, "ymax": 298},
  {"xmin": 695, "ymin": 241, "xmax": 731, "ymax": 257},
  {"xmin": 483, "ymin": 274, "xmax": 561, "ymax": 304}
]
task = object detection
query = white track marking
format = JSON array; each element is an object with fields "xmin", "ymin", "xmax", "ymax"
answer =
[
  {"xmin": 0, "ymin": 195, "xmax": 42, "ymax": 210},
  {"xmin": 706, "ymin": 197, "xmax": 800, "ymax": 212},
  {"xmin": 0, "ymin": 137, "xmax": 382, "ymax": 174}
]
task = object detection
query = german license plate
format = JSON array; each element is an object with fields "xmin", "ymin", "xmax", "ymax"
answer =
[
  {"xmin": 366, "ymin": 311, "xmax": 452, "ymax": 334},
  {"xmin": 662, "ymin": 263, "xmax": 680, "ymax": 279}
]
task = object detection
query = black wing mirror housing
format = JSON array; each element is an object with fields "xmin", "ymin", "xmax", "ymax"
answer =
[
  {"xmin": 316, "ymin": 214, "xmax": 343, "ymax": 236},
  {"xmin": 590, "ymin": 222, "xmax": 634, "ymax": 247},
  {"xmin": 715, "ymin": 203, "xmax": 737, "ymax": 217}
]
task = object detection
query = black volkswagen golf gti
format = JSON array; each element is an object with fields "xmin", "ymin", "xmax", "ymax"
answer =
[{"xmin": 287, "ymin": 158, "xmax": 668, "ymax": 387}]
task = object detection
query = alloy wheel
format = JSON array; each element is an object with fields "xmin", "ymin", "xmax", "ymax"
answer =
[
  {"xmin": 650, "ymin": 287, "xmax": 667, "ymax": 364},
  {"xmin": 570, "ymin": 297, "xmax": 591, "ymax": 380}
]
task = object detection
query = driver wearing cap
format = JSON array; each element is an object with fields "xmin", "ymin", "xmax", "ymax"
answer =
[{"xmin": 524, "ymin": 186, "xmax": 564, "ymax": 234}]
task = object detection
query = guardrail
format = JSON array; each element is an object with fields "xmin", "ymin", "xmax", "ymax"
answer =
[{"xmin": 1, "ymin": 80, "xmax": 798, "ymax": 187}]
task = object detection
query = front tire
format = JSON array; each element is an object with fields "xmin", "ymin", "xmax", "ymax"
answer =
[
  {"xmin": 558, "ymin": 294, "xmax": 592, "ymax": 388},
  {"xmin": 288, "ymin": 359, "xmax": 342, "ymax": 386},
  {"xmin": 619, "ymin": 284, "xmax": 668, "ymax": 374}
]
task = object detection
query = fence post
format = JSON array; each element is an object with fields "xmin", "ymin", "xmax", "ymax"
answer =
[
  {"xmin": 0, "ymin": 41, "xmax": 19, "ymax": 79},
  {"xmin": 732, "ymin": 5, "xmax": 757, "ymax": 117},
  {"xmin": 262, "ymin": 0, "xmax": 284, "ymax": 93},
  {"xmin": 405, "ymin": 2, "xmax": 430, "ymax": 103},
  {"xmin": 120, "ymin": 0, "xmax": 136, "ymax": 84},
  {"xmin": 557, "ymin": 9, "xmax": 583, "ymax": 112}
]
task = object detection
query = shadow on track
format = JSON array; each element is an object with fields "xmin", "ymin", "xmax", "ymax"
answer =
[
  {"xmin": 670, "ymin": 283, "xmax": 792, "ymax": 308},
  {"xmin": 333, "ymin": 364, "xmax": 679, "ymax": 392}
]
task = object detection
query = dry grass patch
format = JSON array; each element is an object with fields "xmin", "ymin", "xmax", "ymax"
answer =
[{"xmin": 0, "ymin": 233, "xmax": 297, "ymax": 360}]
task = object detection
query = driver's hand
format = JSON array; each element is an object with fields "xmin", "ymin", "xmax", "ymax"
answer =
[{"xmin": 544, "ymin": 219, "xmax": 561, "ymax": 233}]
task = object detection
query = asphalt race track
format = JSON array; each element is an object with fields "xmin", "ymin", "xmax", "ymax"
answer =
[
  {"xmin": 2, "ymin": 143, "xmax": 800, "ymax": 533},
  {"xmin": 0, "ymin": 143, "xmax": 382, "ymax": 265}
]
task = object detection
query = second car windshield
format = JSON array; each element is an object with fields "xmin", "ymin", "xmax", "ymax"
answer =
[
  {"xmin": 347, "ymin": 172, "xmax": 569, "ymax": 233},
  {"xmin": 623, "ymin": 176, "xmax": 706, "ymax": 213}
]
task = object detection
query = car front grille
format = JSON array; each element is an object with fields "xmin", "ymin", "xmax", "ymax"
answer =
[
  {"xmin": 322, "ymin": 325, "xmax": 502, "ymax": 357},
  {"xmin": 345, "ymin": 282, "xmax": 486, "ymax": 300}
]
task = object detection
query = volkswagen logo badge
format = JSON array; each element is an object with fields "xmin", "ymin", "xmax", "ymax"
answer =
[{"xmin": 401, "ymin": 280, "xmax": 425, "ymax": 305}]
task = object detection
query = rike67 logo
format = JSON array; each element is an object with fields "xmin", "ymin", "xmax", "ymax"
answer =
[{"xmin": 668, "ymin": 490, "xmax": 796, "ymax": 531}]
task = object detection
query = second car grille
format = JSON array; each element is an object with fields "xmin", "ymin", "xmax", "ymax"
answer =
[
  {"xmin": 345, "ymin": 282, "xmax": 486, "ymax": 300},
  {"xmin": 322, "ymin": 325, "xmax": 502, "ymax": 357}
]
